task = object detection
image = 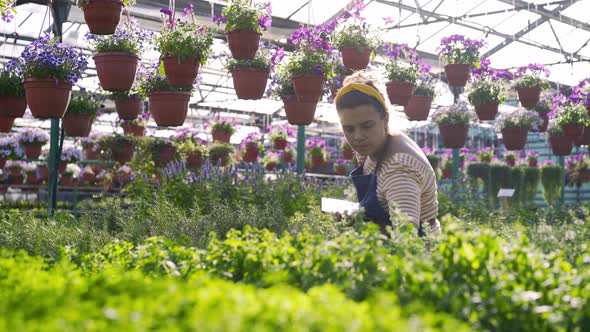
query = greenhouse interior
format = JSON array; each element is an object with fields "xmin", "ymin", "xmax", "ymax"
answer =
[{"xmin": 1, "ymin": 0, "xmax": 590, "ymax": 330}]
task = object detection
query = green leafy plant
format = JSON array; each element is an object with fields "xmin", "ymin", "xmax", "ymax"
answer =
[
  {"xmin": 495, "ymin": 109, "xmax": 541, "ymax": 131},
  {"xmin": 513, "ymin": 64, "xmax": 550, "ymax": 90},
  {"xmin": 208, "ymin": 143, "xmax": 234, "ymax": 164},
  {"xmin": 556, "ymin": 103, "xmax": 590, "ymax": 127},
  {"xmin": 384, "ymin": 60, "xmax": 419, "ymax": 83},
  {"xmin": 413, "ymin": 78, "xmax": 436, "ymax": 97},
  {"xmin": 332, "ymin": 24, "xmax": 380, "ymax": 50},
  {"xmin": 431, "ymin": 102, "xmax": 476, "ymax": 126},
  {"xmin": 211, "ymin": 118, "xmax": 236, "ymax": 135},
  {"xmin": 521, "ymin": 167, "xmax": 540, "ymax": 205},
  {"xmin": 155, "ymin": 21, "xmax": 213, "ymax": 63},
  {"xmin": 225, "ymin": 53, "xmax": 270, "ymax": 72},
  {"xmin": 285, "ymin": 48, "xmax": 335, "ymax": 79},
  {"xmin": 270, "ymin": 70, "xmax": 295, "ymax": 98},
  {"xmin": 546, "ymin": 119, "xmax": 563, "ymax": 137},
  {"xmin": 437, "ymin": 35, "xmax": 485, "ymax": 66},
  {"xmin": 467, "ymin": 78, "xmax": 507, "ymax": 105},
  {"xmin": 136, "ymin": 73, "xmax": 192, "ymax": 95},
  {"xmin": 66, "ymin": 90, "xmax": 103, "ymax": 117},
  {"xmin": 0, "ymin": 63, "xmax": 24, "ymax": 97},
  {"xmin": 219, "ymin": 0, "xmax": 271, "ymax": 33},
  {"xmin": 86, "ymin": 18, "xmax": 151, "ymax": 55},
  {"xmin": 490, "ymin": 164, "xmax": 512, "ymax": 207},
  {"xmin": 541, "ymin": 164, "xmax": 563, "ymax": 205}
]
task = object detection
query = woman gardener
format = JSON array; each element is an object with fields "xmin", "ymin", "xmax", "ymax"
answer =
[{"xmin": 334, "ymin": 72, "xmax": 441, "ymax": 236}]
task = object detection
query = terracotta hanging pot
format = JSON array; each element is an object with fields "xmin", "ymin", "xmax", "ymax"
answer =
[
  {"xmin": 282, "ymin": 95, "xmax": 317, "ymax": 126},
  {"xmin": 273, "ymin": 139, "xmax": 287, "ymax": 150},
  {"xmin": 149, "ymin": 91, "xmax": 191, "ymax": 127},
  {"xmin": 386, "ymin": 81, "xmax": 415, "ymax": 106},
  {"xmin": 226, "ymin": 30, "xmax": 261, "ymax": 59},
  {"xmin": 242, "ymin": 148, "xmax": 259, "ymax": 163},
  {"xmin": 292, "ymin": 75, "xmax": 325, "ymax": 103},
  {"xmin": 474, "ymin": 103, "xmax": 499, "ymax": 121},
  {"xmin": 549, "ymin": 135, "xmax": 573, "ymax": 156},
  {"xmin": 162, "ymin": 56, "xmax": 200, "ymax": 87},
  {"xmin": 8, "ymin": 168, "xmax": 22, "ymax": 176},
  {"xmin": 444, "ymin": 64, "xmax": 471, "ymax": 87},
  {"xmin": 85, "ymin": 146, "xmax": 100, "ymax": 160},
  {"xmin": 212, "ymin": 131, "xmax": 231, "ymax": 143},
  {"xmin": 343, "ymin": 150, "xmax": 354, "ymax": 160},
  {"xmin": 404, "ymin": 95, "xmax": 432, "ymax": 121},
  {"xmin": 311, "ymin": 156, "xmax": 324, "ymax": 167},
  {"xmin": 232, "ymin": 68, "xmax": 269, "ymax": 100},
  {"xmin": 186, "ymin": 151, "xmax": 203, "ymax": 168},
  {"xmin": 0, "ymin": 116, "xmax": 15, "ymax": 132},
  {"xmin": 152, "ymin": 145, "xmax": 176, "ymax": 167},
  {"xmin": 61, "ymin": 174, "xmax": 74, "ymax": 187},
  {"xmin": 341, "ymin": 47, "xmax": 372, "ymax": 71},
  {"xmin": 574, "ymin": 125, "xmax": 590, "ymax": 146},
  {"xmin": 111, "ymin": 141, "xmax": 134, "ymax": 164},
  {"xmin": 10, "ymin": 174, "xmax": 24, "ymax": 186},
  {"xmin": 24, "ymin": 78, "xmax": 72, "ymax": 119},
  {"xmin": 502, "ymin": 127, "xmax": 529, "ymax": 150},
  {"xmin": 0, "ymin": 96, "xmax": 27, "ymax": 117},
  {"xmin": 58, "ymin": 161, "xmax": 68, "ymax": 174},
  {"xmin": 63, "ymin": 113, "xmax": 93, "ymax": 137},
  {"xmin": 23, "ymin": 144, "xmax": 44, "ymax": 159},
  {"xmin": 528, "ymin": 160, "xmax": 537, "ymax": 168},
  {"xmin": 38, "ymin": 165, "xmax": 49, "ymax": 180},
  {"xmin": 562, "ymin": 123, "xmax": 584, "ymax": 140},
  {"xmin": 93, "ymin": 52, "xmax": 138, "ymax": 91},
  {"xmin": 82, "ymin": 0, "xmax": 123, "ymax": 35},
  {"xmin": 532, "ymin": 112, "xmax": 549, "ymax": 132},
  {"xmin": 122, "ymin": 123, "xmax": 145, "ymax": 136},
  {"xmin": 114, "ymin": 96, "xmax": 142, "ymax": 120},
  {"xmin": 516, "ymin": 87, "xmax": 541, "ymax": 109},
  {"xmin": 26, "ymin": 173, "xmax": 38, "ymax": 185},
  {"xmin": 438, "ymin": 124, "xmax": 468, "ymax": 148}
]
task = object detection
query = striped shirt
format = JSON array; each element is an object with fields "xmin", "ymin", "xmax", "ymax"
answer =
[{"xmin": 363, "ymin": 152, "xmax": 439, "ymax": 228}]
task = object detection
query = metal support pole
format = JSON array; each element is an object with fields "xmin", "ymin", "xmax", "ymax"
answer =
[
  {"xmin": 296, "ymin": 125, "xmax": 305, "ymax": 174},
  {"xmin": 559, "ymin": 155, "xmax": 565, "ymax": 204},
  {"xmin": 451, "ymin": 87, "xmax": 462, "ymax": 183},
  {"xmin": 47, "ymin": 118, "xmax": 60, "ymax": 215}
]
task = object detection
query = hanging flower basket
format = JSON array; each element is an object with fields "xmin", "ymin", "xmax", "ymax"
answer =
[
  {"xmin": 474, "ymin": 103, "xmax": 499, "ymax": 121},
  {"xmin": 444, "ymin": 64, "xmax": 470, "ymax": 87},
  {"xmin": 273, "ymin": 138, "xmax": 287, "ymax": 150},
  {"xmin": 114, "ymin": 96, "xmax": 142, "ymax": 120},
  {"xmin": 152, "ymin": 145, "xmax": 176, "ymax": 168},
  {"xmin": 38, "ymin": 165, "xmax": 49, "ymax": 181},
  {"xmin": 63, "ymin": 113, "xmax": 93, "ymax": 137},
  {"xmin": 122, "ymin": 123, "xmax": 145, "ymax": 136},
  {"xmin": 0, "ymin": 116, "xmax": 15, "ymax": 132},
  {"xmin": 26, "ymin": 173, "xmax": 38, "ymax": 186},
  {"xmin": 149, "ymin": 91, "xmax": 191, "ymax": 127},
  {"xmin": 227, "ymin": 30, "xmax": 261, "ymax": 60},
  {"xmin": 0, "ymin": 96, "xmax": 27, "ymax": 118},
  {"xmin": 23, "ymin": 144, "xmax": 44, "ymax": 159},
  {"xmin": 502, "ymin": 127, "xmax": 529, "ymax": 150},
  {"xmin": 212, "ymin": 131, "xmax": 231, "ymax": 143},
  {"xmin": 438, "ymin": 124, "xmax": 468, "ymax": 148},
  {"xmin": 516, "ymin": 87, "xmax": 541, "ymax": 109},
  {"xmin": 549, "ymin": 135, "xmax": 573, "ymax": 156},
  {"xmin": 23, "ymin": 78, "xmax": 72, "ymax": 119},
  {"xmin": 282, "ymin": 95, "xmax": 316, "ymax": 126},
  {"xmin": 532, "ymin": 112, "xmax": 549, "ymax": 133},
  {"xmin": 575, "ymin": 125, "xmax": 590, "ymax": 146},
  {"xmin": 404, "ymin": 95, "xmax": 432, "ymax": 121},
  {"xmin": 232, "ymin": 69, "xmax": 269, "ymax": 100},
  {"xmin": 111, "ymin": 141, "xmax": 134, "ymax": 164},
  {"xmin": 186, "ymin": 151, "xmax": 203, "ymax": 168},
  {"xmin": 562, "ymin": 124, "xmax": 584, "ymax": 140},
  {"xmin": 341, "ymin": 47, "xmax": 372, "ymax": 71},
  {"xmin": 93, "ymin": 52, "xmax": 138, "ymax": 91},
  {"xmin": 292, "ymin": 75, "xmax": 325, "ymax": 103},
  {"xmin": 82, "ymin": 0, "xmax": 124, "ymax": 35},
  {"xmin": 85, "ymin": 146, "xmax": 100, "ymax": 160},
  {"xmin": 162, "ymin": 56, "xmax": 200, "ymax": 87},
  {"xmin": 311, "ymin": 156, "xmax": 324, "ymax": 167},
  {"xmin": 242, "ymin": 148, "xmax": 259, "ymax": 163},
  {"xmin": 386, "ymin": 81, "xmax": 415, "ymax": 106},
  {"xmin": 58, "ymin": 161, "xmax": 68, "ymax": 174}
]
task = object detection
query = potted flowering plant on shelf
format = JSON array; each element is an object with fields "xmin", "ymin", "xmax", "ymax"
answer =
[
  {"xmin": 75, "ymin": 0, "xmax": 135, "ymax": 35},
  {"xmin": 120, "ymin": 112, "xmax": 149, "ymax": 136},
  {"xmin": 157, "ymin": 5, "xmax": 213, "ymax": 87},
  {"xmin": 114, "ymin": 165, "xmax": 133, "ymax": 185},
  {"xmin": 137, "ymin": 69, "xmax": 192, "ymax": 127},
  {"xmin": 555, "ymin": 102, "xmax": 589, "ymax": 140},
  {"xmin": 503, "ymin": 151, "xmax": 517, "ymax": 167},
  {"xmin": 333, "ymin": 158, "xmax": 348, "ymax": 176},
  {"xmin": 226, "ymin": 52, "xmax": 271, "ymax": 100},
  {"xmin": 495, "ymin": 109, "xmax": 541, "ymax": 150},
  {"xmin": 208, "ymin": 143, "xmax": 234, "ymax": 167},
  {"xmin": 261, "ymin": 150, "xmax": 280, "ymax": 171},
  {"xmin": 527, "ymin": 151, "xmax": 539, "ymax": 167},
  {"xmin": 60, "ymin": 146, "xmax": 82, "ymax": 174},
  {"xmin": 209, "ymin": 117, "xmax": 236, "ymax": 143},
  {"xmin": 513, "ymin": 64, "xmax": 550, "ymax": 108},
  {"xmin": 441, "ymin": 157, "xmax": 453, "ymax": 179},
  {"xmin": 546, "ymin": 119, "xmax": 572, "ymax": 156},
  {"xmin": 0, "ymin": 136, "xmax": 22, "ymax": 168},
  {"xmin": 282, "ymin": 147, "xmax": 295, "ymax": 164},
  {"xmin": 60, "ymin": 164, "xmax": 80, "ymax": 187},
  {"xmin": 102, "ymin": 134, "xmax": 135, "ymax": 164},
  {"xmin": 383, "ymin": 43, "xmax": 420, "ymax": 106},
  {"xmin": 21, "ymin": 35, "xmax": 87, "ymax": 119},
  {"xmin": 81, "ymin": 132, "xmax": 104, "ymax": 160},
  {"xmin": 268, "ymin": 124, "xmax": 293, "ymax": 150},
  {"xmin": 475, "ymin": 147, "xmax": 493, "ymax": 163},
  {"xmin": 23, "ymin": 163, "xmax": 38, "ymax": 187},
  {"xmin": 177, "ymin": 138, "xmax": 207, "ymax": 169},
  {"xmin": 404, "ymin": 74, "xmax": 436, "ymax": 121},
  {"xmin": 86, "ymin": 18, "xmax": 151, "ymax": 91},
  {"xmin": 149, "ymin": 137, "xmax": 177, "ymax": 168},
  {"xmin": 437, "ymin": 34, "xmax": 485, "ymax": 87},
  {"xmin": 540, "ymin": 160, "xmax": 562, "ymax": 205},
  {"xmin": 214, "ymin": 0, "xmax": 272, "ymax": 59},
  {"xmin": 0, "ymin": 60, "xmax": 27, "ymax": 127},
  {"xmin": 306, "ymin": 137, "xmax": 328, "ymax": 167},
  {"xmin": 80, "ymin": 166, "xmax": 96, "ymax": 183},
  {"xmin": 5, "ymin": 160, "xmax": 23, "ymax": 177},
  {"xmin": 239, "ymin": 132, "xmax": 263, "ymax": 163},
  {"xmin": 63, "ymin": 89, "xmax": 103, "ymax": 137},
  {"xmin": 467, "ymin": 77, "xmax": 508, "ymax": 121},
  {"xmin": 341, "ymin": 140, "xmax": 354, "ymax": 160},
  {"xmin": 431, "ymin": 102, "xmax": 476, "ymax": 148},
  {"xmin": 18, "ymin": 128, "xmax": 49, "ymax": 159}
]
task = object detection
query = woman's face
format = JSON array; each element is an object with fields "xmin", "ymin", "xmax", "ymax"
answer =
[{"xmin": 338, "ymin": 104, "xmax": 389, "ymax": 157}]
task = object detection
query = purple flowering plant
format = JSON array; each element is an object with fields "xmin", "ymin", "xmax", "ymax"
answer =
[
  {"xmin": 86, "ymin": 17, "xmax": 153, "ymax": 56},
  {"xmin": 225, "ymin": 42, "xmax": 283, "ymax": 72},
  {"xmin": 437, "ymin": 34, "xmax": 485, "ymax": 66},
  {"xmin": 383, "ymin": 43, "xmax": 422, "ymax": 83},
  {"xmin": 261, "ymin": 150, "xmax": 280, "ymax": 167},
  {"xmin": 431, "ymin": 101, "xmax": 477, "ymax": 126},
  {"xmin": 239, "ymin": 131, "xmax": 264, "ymax": 155},
  {"xmin": 60, "ymin": 146, "xmax": 82, "ymax": 163},
  {"xmin": 286, "ymin": 22, "xmax": 337, "ymax": 79},
  {"xmin": 331, "ymin": 1, "xmax": 380, "ymax": 51},
  {"xmin": 306, "ymin": 137, "xmax": 328, "ymax": 159},
  {"xmin": 120, "ymin": 111, "xmax": 150, "ymax": 127},
  {"xmin": 0, "ymin": 136, "xmax": 22, "ymax": 159},
  {"xmin": 503, "ymin": 150, "xmax": 517, "ymax": 162},
  {"xmin": 81, "ymin": 132, "xmax": 105, "ymax": 151},
  {"xmin": 0, "ymin": 59, "xmax": 25, "ymax": 97},
  {"xmin": 207, "ymin": 143, "xmax": 234, "ymax": 165},
  {"xmin": 527, "ymin": 151, "xmax": 539, "ymax": 164},
  {"xmin": 5, "ymin": 160, "xmax": 24, "ymax": 171},
  {"xmin": 567, "ymin": 79, "xmax": 590, "ymax": 108},
  {"xmin": 267, "ymin": 67, "xmax": 295, "ymax": 98},
  {"xmin": 495, "ymin": 109, "xmax": 541, "ymax": 131},
  {"xmin": 213, "ymin": 0, "xmax": 272, "ymax": 33},
  {"xmin": 466, "ymin": 77, "xmax": 508, "ymax": 106},
  {"xmin": 208, "ymin": 115, "xmax": 237, "ymax": 135},
  {"xmin": 267, "ymin": 124, "xmax": 294, "ymax": 143},
  {"xmin": 476, "ymin": 147, "xmax": 494, "ymax": 163},
  {"xmin": 413, "ymin": 74, "xmax": 436, "ymax": 97},
  {"xmin": 471, "ymin": 58, "xmax": 513, "ymax": 81},
  {"xmin": 333, "ymin": 158, "xmax": 348, "ymax": 171},
  {"xmin": 67, "ymin": 89, "xmax": 104, "ymax": 117},
  {"xmin": 513, "ymin": 63, "xmax": 550, "ymax": 90},
  {"xmin": 173, "ymin": 129, "xmax": 208, "ymax": 158},
  {"xmin": 20, "ymin": 34, "xmax": 88, "ymax": 84},
  {"xmin": 156, "ymin": 4, "xmax": 213, "ymax": 64},
  {"xmin": 1, "ymin": 0, "xmax": 16, "ymax": 23},
  {"xmin": 534, "ymin": 98, "xmax": 552, "ymax": 115},
  {"xmin": 23, "ymin": 162, "xmax": 37, "ymax": 174},
  {"xmin": 540, "ymin": 159, "xmax": 556, "ymax": 167},
  {"xmin": 18, "ymin": 128, "xmax": 49, "ymax": 145}
]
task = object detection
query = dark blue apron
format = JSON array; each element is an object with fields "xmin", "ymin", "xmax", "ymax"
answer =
[{"xmin": 350, "ymin": 165, "xmax": 425, "ymax": 236}]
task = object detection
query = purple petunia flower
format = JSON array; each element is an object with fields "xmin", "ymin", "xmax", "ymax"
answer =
[{"xmin": 160, "ymin": 8, "xmax": 173, "ymax": 16}]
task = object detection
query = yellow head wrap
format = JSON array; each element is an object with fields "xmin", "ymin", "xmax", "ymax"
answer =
[{"xmin": 334, "ymin": 83, "xmax": 388, "ymax": 113}]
